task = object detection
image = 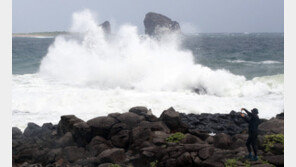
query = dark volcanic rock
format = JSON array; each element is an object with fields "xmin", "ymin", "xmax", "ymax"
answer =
[
  {"xmin": 23, "ymin": 122, "xmax": 42, "ymax": 137},
  {"xmin": 180, "ymin": 111, "xmax": 250, "ymax": 135},
  {"xmin": 258, "ymin": 118, "xmax": 284, "ymax": 134},
  {"xmin": 276, "ymin": 112, "xmax": 284, "ymax": 119},
  {"xmin": 213, "ymin": 133, "xmax": 232, "ymax": 149},
  {"xmin": 57, "ymin": 115, "xmax": 83, "ymax": 135},
  {"xmin": 144, "ymin": 12, "xmax": 180, "ymax": 36},
  {"xmin": 97, "ymin": 148, "xmax": 126, "ymax": 164},
  {"xmin": 87, "ymin": 116, "xmax": 118, "ymax": 138},
  {"xmin": 129, "ymin": 106, "xmax": 158, "ymax": 122},
  {"xmin": 99, "ymin": 21, "xmax": 111, "ymax": 34},
  {"xmin": 262, "ymin": 155, "xmax": 284, "ymax": 167},
  {"xmin": 12, "ymin": 106, "xmax": 284, "ymax": 167},
  {"xmin": 86, "ymin": 136, "xmax": 112, "ymax": 156},
  {"xmin": 111, "ymin": 130, "xmax": 130, "ymax": 148},
  {"xmin": 160, "ymin": 107, "xmax": 187, "ymax": 133},
  {"xmin": 117, "ymin": 112, "xmax": 145, "ymax": 128},
  {"xmin": 12, "ymin": 127, "xmax": 23, "ymax": 139}
]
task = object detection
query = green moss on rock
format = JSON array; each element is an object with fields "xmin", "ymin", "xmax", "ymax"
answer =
[
  {"xmin": 166, "ymin": 132, "xmax": 185, "ymax": 143},
  {"xmin": 263, "ymin": 134, "xmax": 284, "ymax": 152}
]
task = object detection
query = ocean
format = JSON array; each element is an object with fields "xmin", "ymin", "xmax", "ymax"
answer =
[{"xmin": 12, "ymin": 11, "xmax": 284, "ymax": 129}]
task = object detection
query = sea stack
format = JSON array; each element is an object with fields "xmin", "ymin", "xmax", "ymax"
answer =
[
  {"xmin": 144, "ymin": 12, "xmax": 181, "ymax": 36},
  {"xmin": 99, "ymin": 21, "xmax": 111, "ymax": 34}
]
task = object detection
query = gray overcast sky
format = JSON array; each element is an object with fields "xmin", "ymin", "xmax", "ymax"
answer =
[{"xmin": 13, "ymin": 0, "xmax": 283, "ymax": 33}]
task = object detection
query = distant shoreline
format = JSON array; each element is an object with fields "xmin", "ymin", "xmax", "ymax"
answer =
[{"xmin": 12, "ymin": 31, "xmax": 68, "ymax": 38}]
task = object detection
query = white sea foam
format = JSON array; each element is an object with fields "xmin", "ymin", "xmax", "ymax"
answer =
[
  {"xmin": 12, "ymin": 10, "xmax": 284, "ymax": 129},
  {"xmin": 227, "ymin": 59, "xmax": 282, "ymax": 65}
]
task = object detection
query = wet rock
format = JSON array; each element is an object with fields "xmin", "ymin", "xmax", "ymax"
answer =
[
  {"xmin": 259, "ymin": 118, "xmax": 284, "ymax": 134},
  {"xmin": 12, "ymin": 127, "xmax": 23, "ymax": 139},
  {"xmin": 262, "ymin": 155, "xmax": 284, "ymax": 167},
  {"xmin": 176, "ymin": 152, "xmax": 192, "ymax": 166},
  {"xmin": 71, "ymin": 121, "xmax": 91, "ymax": 146},
  {"xmin": 129, "ymin": 106, "xmax": 158, "ymax": 122},
  {"xmin": 180, "ymin": 134, "xmax": 204, "ymax": 144},
  {"xmin": 99, "ymin": 21, "xmax": 111, "ymax": 34},
  {"xmin": 111, "ymin": 130, "xmax": 130, "ymax": 148},
  {"xmin": 97, "ymin": 148, "xmax": 126, "ymax": 164},
  {"xmin": 62, "ymin": 146, "xmax": 86, "ymax": 163},
  {"xmin": 86, "ymin": 136, "xmax": 112, "ymax": 156},
  {"xmin": 213, "ymin": 133, "xmax": 232, "ymax": 149},
  {"xmin": 55, "ymin": 132, "xmax": 75, "ymax": 148},
  {"xmin": 23, "ymin": 123, "xmax": 42, "ymax": 137},
  {"xmin": 198, "ymin": 146, "xmax": 214, "ymax": 160},
  {"xmin": 188, "ymin": 129, "xmax": 210, "ymax": 140},
  {"xmin": 117, "ymin": 112, "xmax": 145, "ymax": 128},
  {"xmin": 160, "ymin": 107, "xmax": 187, "ymax": 133},
  {"xmin": 87, "ymin": 116, "xmax": 118, "ymax": 138},
  {"xmin": 57, "ymin": 115, "xmax": 83, "ymax": 135},
  {"xmin": 144, "ymin": 12, "xmax": 180, "ymax": 36},
  {"xmin": 131, "ymin": 122, "xmax": 153, "ymax": 149},
  {"xmin": 276, "ymin": 112, "xmax": 284, "ymax": 120},
  {"xmin": 180, "ymin": 111, "xmax": 249, "ymax": 135}
]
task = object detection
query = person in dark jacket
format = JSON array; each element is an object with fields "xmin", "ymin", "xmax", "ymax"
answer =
[{"xmin": 240, "ymin": 108, "xmax": 260, "ymax": 161}]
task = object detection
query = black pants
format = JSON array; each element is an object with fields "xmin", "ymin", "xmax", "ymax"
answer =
[{"xmin": 246, "ymin": 133, "xmax": 258, "ymax": 156}]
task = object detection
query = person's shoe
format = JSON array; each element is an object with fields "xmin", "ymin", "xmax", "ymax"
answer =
[
  {"xmin": 251, "ymin": 156, "xmax": 258, "ymax": 161},
  {"xmin": 244, "ymin": 153, "xmax": 252, "ymax": 159}
]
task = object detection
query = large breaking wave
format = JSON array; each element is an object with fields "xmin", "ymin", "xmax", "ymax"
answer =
[
  {"xmin": 39, "ymin": 10, "xmax": 282, "ymax": 97},
  {"xmin": 12, "ymin": 10, "xmax": 283, "ymax": 129}
]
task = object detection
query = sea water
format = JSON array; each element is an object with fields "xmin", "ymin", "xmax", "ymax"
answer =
[{"xmin": 12, "ymin": 10, "xmax": 284, "ymax": 129}]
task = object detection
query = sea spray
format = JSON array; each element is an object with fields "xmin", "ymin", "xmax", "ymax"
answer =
[
  {"xmin": 12, "ymin": 10, "xmax": 284, "ymax": 129},
  {"xmin": 39, "ymin": 10, "xmax": 282, "ymax": 97}
]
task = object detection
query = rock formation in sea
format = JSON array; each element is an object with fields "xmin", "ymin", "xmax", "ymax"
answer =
[
  {"xmin": 99, "ymin": 21, "xmax": 111, "ymax": 34},
  {"xmin": 12, "ymin": 107, "xmax": 284, "ymax": 167},
  {"xmin": 144, "ymin": 12, "xmax": 181, "ymax": 36}
]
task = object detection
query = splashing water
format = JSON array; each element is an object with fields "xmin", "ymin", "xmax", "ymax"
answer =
[{"xmin": 12, "ymin": 10, "xmax": 283, "ymax": 129}]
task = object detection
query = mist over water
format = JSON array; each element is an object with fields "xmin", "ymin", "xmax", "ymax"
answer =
[{"xmin": 12, "ymin": 10, "xmax": 284, "ymax": 129}]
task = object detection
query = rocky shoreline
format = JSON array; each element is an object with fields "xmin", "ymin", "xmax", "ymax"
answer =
[{"xmin": 12, "ymin": 107, "xmax": 284, "ymax": 167}]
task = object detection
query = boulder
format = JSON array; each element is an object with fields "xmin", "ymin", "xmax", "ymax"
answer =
[
  {"xmin": 86, "ymin": 136, "xmax": 112, "ymax": 156},
  {"xmin": 269, "ymin": 143, "xmax": 284, "ymax": 155},
  {"xmin": 129, "ymin": 106, "xmax": 149, "ymax": 115},
  {"xmin": 258, "ymin": 118, "xmax": 284, "ymax": 134},
  {"xmin": 62, "ymin": 146, "xmax": 87, "ymax": 163},
  {"xmin": 276, "ymin": 112, "xmax": 284, "ymax": 120},
  {"xmin": 23, "ymin": 122, "xmax": 42, "ymax": 137},
  {"xmin": 152, "ymin": 131, "xmax": 170, "ymax": 145},
  {"xmin": 55, "ymin": 132, "xmax": 75, "ymax": 148},
  {"xmin": 87, "ymin": 116, "xmax": 118, "ymax": 138},
  {"xmin": 71, "ymin": 121, "xmax": 92, "ymax": 146},
  {"xmin": 213, "ymin": 133, "xmax": 232, "ymax": 149},
  {"xmin": 129, "ymin": 106, "xmax": 158, "ymax": 122},
  {"xmin": 131, "ymin": 123, "xmax": 153, "ymax": 149},
  {"xmin": 176, "ymin": 152, "xmax": 192, "ymax": 166},
  {"xmin": 75, "ymin": 157, "xmax": 100, "ymax": 167},
  {"xmin": 160, "ymin": 107, "xmax": 187, "ymax": 132},
  {"xmin": 180, "ymin": 112, "xmax": 249, "ymax": 135},
  {"xmin": 198, "ymin": 146, "xmax": 214, "ymax": 160},
  {"xmin": 180, "ymin": 134, "xmax": 204, "ymax": 144},
  {"xmin": 97, "ymin": 148, "xmax": 126, "ymax": 164},
  {"xmin": 57, "ymin": 115, "xmax": 83, "ymax": 135},
  {"xmin": 188, "ymin": 129, "xmax": 210, "ymax": 140},
  {"xmin": 99, "ymin": 21, "xmax": 111, "ymax": 34},
  {"xmin": 144, "ymin": 12, "xmax": 180, "ymax": 36},
  {"xmin": 111, "ymin": 130, "xmax": 130, "ymax": 148},
  {"xmin": 117, "ymin": 112, "xmax": 145, "ymax": 128},
  {"xmin": 148, "ymin": 121, "xmax": 170, "ymax": 133},
  {"xmin": 109, "ymin": 123, "xmax": 129, "ymax": 137},
  {"xmin": 12, "ymin": 127, "xmax": 23, "ymax": 139},
  {"xmin": 262, "ymin": 155, "xmax": 284, "ymax": 167},
  {"xmin": 184, "ymin": 143, "xmax": 209, "ymax": 152}
]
